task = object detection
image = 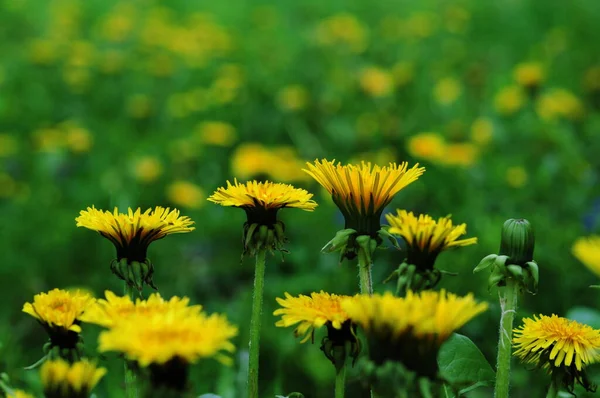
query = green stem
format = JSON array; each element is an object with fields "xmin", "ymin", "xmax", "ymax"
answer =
[
  {"xmin": 545, "ymin": 379, "xmax": 559, "ymax": 398},
  {"xmin": 248, "ymin": 249, "xmax": 266, "ymax": 398},
  {"xmin": 358, "ymin": 249, "xmax": 373, "ymax": 295},
  {"xmin": 494, "ymin": 278, "xmax": 518, "ymax": 398},
  {"xmin": 335, "ymin": 361, "xmax": 346, "ymax": 398},
  {"xmin": 124, "ymin": 283, "xmax": 138, "ymax": 398}
]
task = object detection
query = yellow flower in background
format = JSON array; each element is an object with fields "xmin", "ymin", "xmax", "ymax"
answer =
[
  {"xmin": 277, "ymin": 84, "xmax": 309, "ymax": 111},
  {"xmin": 350, "ymin": 148, "xmax": 396, "ymax": 166},
  {"xmin": 63, "ymin": 123, "xmax": 93, "ymax": 153},
  {"xmin": 32, "ymin": 128, "xmax": 66, "ymax": 153},
  {"xmin": 99, "ymin": 3, "xmax": 135, "ymax": 42},
  {"xmin": 573, "ymin": 236, "xmax": 600, "ymax": 277},
  {"xmin": 208, "ymin": 179, "xmax": 317, "ymax": 211},
  {"xmin": 231, "ymin": 143, "xmax": 269, "ymax": 179},
  {"xmin": 513, "ymin": 314, "xmax": 600, "ymax": 392},
  {"xmin": 513, "ymin": 62, "xmax": 545, "ymax": 88},
  {"xmin": 407, "ymin": 132, "xmax": 446, "ymax": 162},
  {"xmin": 131, "ymin": 156, "xmax": 163, "ymax": 183},
  {"xmin": 494, "ymin": 85, "xmax": 525, "ymax": 115},
  {"xmin": 41, "ymin": 359, "xmax": 106, "ymax": 398},
  {"xmin": 506, "ymin": 166, "xmax": 528, "ymax": 188},
  {"xmin": 433, "ymin": 77, "xmax": 462, "ymax": 105},
  {"xmin": 23, "ymin": 288, "xmax": 94, "ymax": 334},
  {"xmin": 0, "ymin": 133, "xmax": 18, "ymax": 157},
  {"xmin": 28, "ymin": 39, "xmax": 59, "ymax": 65},
  {"xmin": 99, "ymin": 310, "xmax": 238, "ymax": 366},
  {"xmin": 75, "ymin": 206, "xmax": 195, "ymax": 262},
  {"xmin": 7, "ymin": 390, "xmax": 34, "ymax": 398},
  {"xmin": 67, "ymin": 41, "xmax": 96, "ymax": 68},
  {"xmin": 583, "ymin": 66, "xmax": 600, "ymax": 92},
  {"xmin": 127, "ymin": 94, "xmax": 153, "ymax": 119},
  {"xmin": 405, "ymin": 12, "xmax": 438, "ymax": 39},
  {"xmin": 442, "ymin": 142, "xmax": 479, "ymax": 167},
  {"xmin": 470, "ymin": 117, "xmax": 494, "ymax": 145},
  {"xmin": 304, "ymin": 159, "xmax": 425, "ymax": 234},
  {"xmin": 386, "ymin": 210, "xmax": 477, "ymax": 268},
  {"xmin": 81, "ymin": 291, "xmax": 202, "ymax": 328},
  {"xmin": 315, "ymin": 13, "xmax": 368, "ymax": 53},
  {"xmin": 196, "ymin": 121, "xmax": 237, "ymax": 146},
  {"xmin": 392, "ymin": 61, "xmax": 415, "ymax": 87},
  {"xmin": 230, "ymin": 143, "xmax": 308, "ymax": 182},
  {"xmin": 274, "ymin": 291, "xmax": 352, "ymax": 342},
  {"xmin": 166, "ymin": 181, "xmax": 205, "ymax": 209},
  {"xmin": 536, "ymin": 89, "xmax": 584, "ymax": 121},
  {"xmin": 359, "ymin": 67, "xmax": 394, "ymax": 97}
]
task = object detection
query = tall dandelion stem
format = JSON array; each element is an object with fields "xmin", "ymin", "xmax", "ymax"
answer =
[
  {"xmin": 545, "ymin": 379, "xmax": 559, "ymax": 398},
  {"xmin": 335, "ymin": 361, "xmax": 346, "ymax": 398},
  {"xmin": 494, "ymin": 278, "xmax": 518, "ymax": 398},
  {"xmin": 358, "ymin": 249, "xmax": 373, "ymax": 295},
  {"xmin": 248, "ymin": 249, "xmax": 266, "ymax": 398},
  {"xmin": 123, "ymin": 283, "xmax": 138, "ymax": 398}
]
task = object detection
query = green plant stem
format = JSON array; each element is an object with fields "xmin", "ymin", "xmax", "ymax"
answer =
[
  {"xmin": 124, "ymin": 282, "xmax": 138, "ymax": 398},
  {"xmin": 494, "ymin": 278, "xmax": 518, "ymax": 398},
  {"xmin": 248, "ymin": 249, "xmax": 266, "ymax": 398},
  {"xmin": 545, "ymin": 379, "xmax": 559, "ymax": 398},
  {"xmin": 335, "ymin": 361, "xmax": 346, "ymax": 398},
  {"xmin": 358, "ymin": 249, "xmax": 373, "ymax": 295}
]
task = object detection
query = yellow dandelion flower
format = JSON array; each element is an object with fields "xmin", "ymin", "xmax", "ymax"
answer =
[
  {"xmin": 23, "ymin": 288, "xmax": 94, "ymax": 334},
  {"xmin": 433, "ymin": 77, "xmax": 462, "ymax": 105},
  {"xmin": 166, "ymin": 181, "xmax": 205, "ymax": 210},
  {"xmin": 315, "ymin": 13, "xmax": 368, "ymax": 53},
  {"xmin": 359, "ymin": 67, "xmax": 394, "ymax": 97},
  {"xmin": 494, "ymin": 85, "xmax": 525, "ymax": 115},
  {"xmin": 506, "ymin": 166, "xmax": 528, "ymax": 188},
  {"xmin": 98, "ymin": 310, "xmax": 238, "ymax": 366},
  {"xmin": 274, "ymin": 291, "xmax": 351, "ymax": 342},
  {"xmin": 536, "ymin": 89, "xmax": 584, "ymax": 122},
  {"xmin": 573, "ymin": 236, "xmax": 600, "ymax": 277},
  {"xmin": 131, "ymin": 156, "xmax": 163, "ymax": 183},
  {"xmin": 440, "ymin": 142, "xmax": 479, "ymax": 167},
  {"xmin": 41, "ymin": 359, "xmax": 106, "ymax": 398},
  {"xmin": 75, "ymin": 206, "xmax": 195, "ymax": 263},
  {"xmin": 342, "ymin": 290, "xmax": 487, "ymax": 376},
  {"xmin": 513, "ymin": 62, "xmax": 545, "ymax": 88},
  {"xmin": 470, "ymin": 118, "xmax": 494, "ymax": 145},
  {"xmin": 196, "ymin": 121, "xmax": 237, "ymax": 147},
  {"xmin": 513, "ymin": 314, "xmax": 600, "ymax": 392},
  {"xmin": 407, "ymin": 133, "xmax": 446, "ymax": 162},
  {"xmin": 304, "ymin": 159, "xmax": 424, "ymax": 235},
  {"xmin": 7, "ymin": 390, "xmax": 34, "ymax": 398},
  {"xmin": 81, "ymin": 290, "xmax": 202, "ymax": 328},
  {"xmin": 386, "ymin": 210, "xmax": 477, "ymax": 269},
  {"xmin": 277, "ymin": 85, "xmax": 309, "ymax": 112}
]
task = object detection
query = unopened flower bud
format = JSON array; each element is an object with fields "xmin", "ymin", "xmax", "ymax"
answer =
[{"xmin": 499, "ymin": 219, "xmax": 535, "ymax": 265}]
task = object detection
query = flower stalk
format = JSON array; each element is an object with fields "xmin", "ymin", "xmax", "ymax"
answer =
[
  {"xmin": 124, "ymin": 283, "xmax": 138, "ymax": 398},
  {"xmin": 358, "ymin": 251, "xmax": 373, "ymax": 295},
  {"xmin": 248, "ymin": 248, "xmax": 267, "ymax": 398},
  {"xmin": 333, "ymin": 345, "xmax": 347, "ymax": 398},
  {"xmin": 494, "ymin": 277, "xmax": 518, "ymax": 398},
  {"xmin": 545, "ymin": 379, "xmax": 559, "ymax": 398}
]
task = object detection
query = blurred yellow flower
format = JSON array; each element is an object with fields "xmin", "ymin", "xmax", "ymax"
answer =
[
  {"xmin": 573, "ymin": 236, "xmax": 600, "ymax": 278},
  {"xmin": 407, "ymin": 132, "xmax": 446, "ymax": 162},
  {"xmin": 67, "ymin": 41, "xmax": 95, "ymax": 68},
  {"xmin": 132, "ymin": 156, "xmax": 163, "ymax": 183},
  {"xmin": 359, "ymin": 67, "xmax": 394, "ymax": 97},
  {"xmin": 513, "ymin": 62, "xmax": 545, "ymax": 88},
  {"xmin": 7, "ymin": 390, "xmax": 34, "ymax": 398},
  {"xmin": 392, "ymin": 61, "xmax": 415, "ymax": 87},
  {"xmin": 127, "ymin": 94, "xmax": 152, "ymax": 119},
  {"xmin": 506, "ymin": 166, "xmax": 528, "ymax": 188},
  {"xmin": 494, "ymin": 85, "xmax": 525, "ymax": 115},
  {"xmin": 0, "ymin": 133, "xmax": 18, "ymax": 157},
  {"xmin": 315, "ymin": 13, "xmax": 368, "ymax": 53},
  {"xmin": 405, "ymin": 12, "xmax": 438, "ymax": 39},
  {"xmin": 0, "ymin": 173, "xmax": 17, "ymax": 198},
  {"xmin": 100, "ymin": 4, "xmax": 135, "ymax": 42},
  {"xmin": 442, "ymin": 143, "xmax": 479, "ymax": 167},
  {"xmin": 231, "ymin": 143, "xmax": 268, "ymax": 179},
  {"xmin": 230, "ymin": 143, "xmax": 308, "ymax": 182},
  {"xmin": 277, "ymin": 85, "xmax": 309, "ymax": 111},
  {"xmin": 196, "ymin": 121, "xmax": 237, "ymax": 147},
  {"xmin": 167, "ymin": 181, "xmax": 205, "ymax": 209},
  {"xmin": 41, "ymin": 359, "xmax": 106, "ymax": 398},
  {"xmin": 23, "ymin": 288, "xmax": 94, "ymax": 334},
  {"xmin": 29, "ymin": 39, "xmax": 59, "ymax": 65},
  {"xmin": 64, "ymin": 124, "xmax": 93, "ymax": 153},
  {"xmin": 470, "ymin": 117, "xmax": 494, "ymax": 145},
  {"xmin": 536, "ymin": 89, "xmax": 584, "ymax": 121},
  {"xmin": 433, "ymin": 77, "xmax": 462, "ymax": 105},
  {"xmin": 583, "ymin": 66, "xmax": 600, "ymax": 92},
  {"xmin": 32, "ymin": 128, "xmax": 66, "ymax": 152}
]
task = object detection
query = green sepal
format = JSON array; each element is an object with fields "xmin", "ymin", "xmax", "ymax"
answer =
[
  {"xmin": 378, "ymin": 227, "xmax": 400, "ymax": 249},
  {"xmin": 322, "ymin": 228, "xmax": 356, "ymax": 253},
  {"xmin": 506, "ymin": 264, "xmax": 524, "ymax": 281},
  {"xmin": 525, "ymin": 261, "xmax": 539, "ymax": 293},
  {"xmin": 473, "ymin": 254, "xmax": 497, "ymax": 273}
]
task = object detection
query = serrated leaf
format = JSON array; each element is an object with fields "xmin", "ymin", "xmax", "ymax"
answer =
[
  {"xmin": 565, "ymin": 307, "xmax": 600, "ymax": 329},
  {"xmin": 438, "ymin": 334, "xmax": 495, "ymax": 393}
]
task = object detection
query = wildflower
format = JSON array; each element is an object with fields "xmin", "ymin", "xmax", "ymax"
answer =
[
  {"xmin": 62, "ymin": 123, "xmax": 92, "ymax": 153},
  {"xmin": 470, "ymin": 118, "xmax": 494, "ymax": 145},
  {"xmin": 494, "ymin": 85, "xmax": 525, "ymax": 115},
  {"xmin": 342, "ymin": 290, "xmax": 487, "ymax": 377},
  {"xmin": 406, "ymin": 133, "xmax": 446, "ymax": 162},
  {"xmin": 7, "ymin": 390, "xmax": 34, "ymax": 398},
  {"xmin": 75, "ymin": 206, "xmax": 194, "ymax": 291},
  {"xmin": 385, "ymin": 210, "xmax": 476, "ymax": 293},
  {"xmin": 315, "ymin": 13, "xmax": 368, "ymax": 53},
  {"xmin": 131, "ymin": 156, "xmax": 163, "ymax": 183},
  {"xmin": 536, "ymin": 89, "xmax": 584, "ymax": 122},
  {"xmin": 207, "ymin": 179, "xmax": 317, "ymax": 256},
  {"xmin": 359, "ymin": 67, "xmax": 394, "ymax": 97},
  {"xmin": 506, "ymin": 166, "xmax": 528, "ymax": 188},
  {"xmin": 23, "ymin": 289, "xmax": 94, "ymax": 361},
  {"xmin": 41, "ymin": 359, "xmax": 106, "ymax": 398},
  {"xmin": 513, "ymin": 62, "xmax": 545, "ymax": 91},
  {"xmin": 513, "ymin": 314, "xmax": 600, "ymax": 393},
  {"xmin": 304, "ymin": 159, "xmax": 424, "ymax": 265},
  {"xmin": 392, "ymin": 61, "xmax": 415, "ymax": 87},
  {"xmin": 99, "ymin": 310, "xmax": 237, "ymax": 392},
  {"xmin": 277, "ymin": 85, "xmax": 309, "ymax": 112},
  {"xmin": 433, "ymin": 77, "xmax": 462, "ymax": 105},
  {"xmin": 572, "ymin": 236, "xmax": 600, "ymax": 277},
  {"xmin": 230, "ymin": 144, "xmax": 309, "ymax": 183},
  {"xmin": 441, "ymin": 142, "xmax": 479, "ymax": 167},
  {"xmin": 81, "ymin": 290, "xmax": 202, "ymax": 328},
  {"xmin": 166, "ymin": 181, "xmax": 205, "ymax": 210},
  {"xmin": 195, "ymin": 121, "xmax": 237, "ymax": 146},
  {"xmin": 274, "ymin": 291, "xmax": 360, "ymax": 368}
]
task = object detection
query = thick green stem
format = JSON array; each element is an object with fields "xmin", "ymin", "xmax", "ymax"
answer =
[
  {"xmin": 248, "ymin": 249, "xmax": 266, "ymax": 398},
  {"xmin": 494, "ymin": 278, "xmax": 518, "ymax": 398},
  {"xmin": 124, "ymin": 283, "xmax": 138, "ymax": 398},
  {"xmin": 333, "ymin": 345, "xmax": 347, "ymax": 398},
  {"xmin": 358, "ymin": 250, "xmax": 373, "ymax": 295},
  {"xmin": 334, "ymin": 361, "xmax": 346, "ymax": 398},
  {"xmin": 545, "ymin": 379, "xmax": 559, "ymax": 398}
]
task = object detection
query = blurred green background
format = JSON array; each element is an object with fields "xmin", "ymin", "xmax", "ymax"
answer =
[{"xmin": 2, "ymin": 0, "xmax": 600, "ymax": 396}]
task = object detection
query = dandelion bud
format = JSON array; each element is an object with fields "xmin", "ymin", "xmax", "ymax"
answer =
[{"xmin": 499, "ymin": 218, "xmax": 535, "ymax": 265}]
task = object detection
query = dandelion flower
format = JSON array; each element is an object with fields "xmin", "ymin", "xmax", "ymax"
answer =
[
  {"xmin": 41, "ymin": 359, "xmax": 106, "ymax": 398},
  {"xmin": 7, "ymin": 390, "xmax": 35, "ymax": 398},
  {"xmin": 572, "ymin": 236, "xmax": 600, "ymax": 277}
]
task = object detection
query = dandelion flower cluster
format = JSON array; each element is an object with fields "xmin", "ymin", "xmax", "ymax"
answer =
[{"xmin": 40, "ymin": 358, "xmax": 106, "ymax": 398}]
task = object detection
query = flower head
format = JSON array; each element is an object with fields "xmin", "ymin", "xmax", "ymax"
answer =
[
  {"xmin": 513, "ymin": 314, "xmax": 600, "ymax": 392},
  {"xmin": 342, "ymin": 290, "xmax": 487, "ymax": 377},
  {"xmin": 7, "ymin": 390, "xmax": 34, "ymax": 398},
  {"xmin": 76, "ymin": 206, "xmax": 195, "ymax": 263},
  {"xmin": 41, "ymin": 358, "xmax": 106, "ymax": 398},
  {"xmin": 80, "ymin": 290, "xmax": 202, "ymax": 328},
  {"xmin": 304, "ymin": 159, "xmax": 425, "ymax": 235},
  {"xmin": 23, "ymin": 289, "xmax": 94, "ymax": 338},
  {"xmin": 572, "ymin": 235, "xmax": 600, "ymax": 277},
  {"xmin": 208, "ymin": 179, "xmax": 317, "ymax": 256},
  {"xmin": 386, "ymin": 210, "xmax": 477, "ymax": 269}
]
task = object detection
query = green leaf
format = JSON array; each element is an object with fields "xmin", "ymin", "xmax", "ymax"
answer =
[
  {"xmin": 438, "ymin": 334, "xmax": 495, "ymax": 395},
  {"xmin": 565, "ymin": 306, "xmax": 600, "ymax": 329},
  {"xmin": 473, "ymin": 254, "xmax": 497, "ymax": 273}
]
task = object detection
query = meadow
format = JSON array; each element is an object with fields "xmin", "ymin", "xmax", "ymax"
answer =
[{"xmin": 2, "ymin": 0, "xmax": 600, "ymax": 397}]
